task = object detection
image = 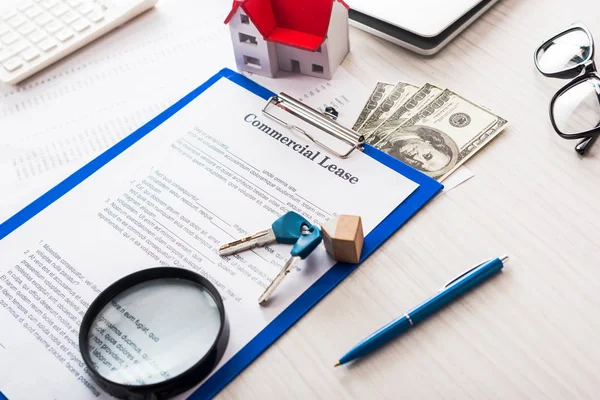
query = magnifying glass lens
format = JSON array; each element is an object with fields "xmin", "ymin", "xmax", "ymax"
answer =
[{"xmin": 85, "ymin": 278, "xmax": 221, "ymax": 386}]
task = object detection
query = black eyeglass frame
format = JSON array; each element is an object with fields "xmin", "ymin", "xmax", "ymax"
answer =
[{"xmin": 534, "ymin": 22, "xmax": 600, "ymax": 155}]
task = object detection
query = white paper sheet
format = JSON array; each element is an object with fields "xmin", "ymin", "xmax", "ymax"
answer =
[
  {"xmin": 0, "ymin": 0, "xmax": 378, "ymax": 224},
  {"xmin": 0, "ymin": 77, "xmax": 419, "ymax": 400},
  {"xmin": 242, "ymin": 68, "xmax": 369, "ymax": 129},
  {"xmin": 441, "ymin": 167, "xmax": 475, "ymax": 192},
  {"xmin": 0, "ymin": 0, "xmax": 234, "ymax": 219}
]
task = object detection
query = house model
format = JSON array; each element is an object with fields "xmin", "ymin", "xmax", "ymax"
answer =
[{"xmin": 224, "ymin": 0, "xmax": 350, "ymax": 80}]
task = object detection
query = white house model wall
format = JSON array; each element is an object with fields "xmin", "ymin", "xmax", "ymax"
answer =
[
  {"xmin": 228, "ymin": 8, "xmax": 279, "ymax": 78},
  {"xmin": 225, "ymin": 1, "xmax": 350, "ymax": 80}
]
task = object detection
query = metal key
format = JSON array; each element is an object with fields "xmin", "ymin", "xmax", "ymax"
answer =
[
  {"xmin": 218, "ymin": 211, "xmax": 310, "ymax": 256},
  {"xmin": 258, "ymin": 225, "xmax": 322, "ymax": 304}
]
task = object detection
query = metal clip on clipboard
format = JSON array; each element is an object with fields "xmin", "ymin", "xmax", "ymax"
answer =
[{"xmin": 262, "ymin": 92, "xmax": 365, "ymax": 158}]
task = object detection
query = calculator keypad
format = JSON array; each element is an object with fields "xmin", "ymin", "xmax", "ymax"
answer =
[{"xmin": 0, "ymin": 0, "xmax": 107, "ymax": 74}]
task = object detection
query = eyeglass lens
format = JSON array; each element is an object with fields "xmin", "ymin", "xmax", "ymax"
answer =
[
  {"xmin": 536, "ymin": 28, "xmax": 591, "ymax": 74},
  {"xmin": 553, "ymin": 77, "xmax": 600, "ymax": 135}
]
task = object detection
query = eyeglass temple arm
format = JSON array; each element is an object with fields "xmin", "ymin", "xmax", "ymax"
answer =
[{"xmin": 575, "ymin": 135, "xmax": 597, "ymax": 155}]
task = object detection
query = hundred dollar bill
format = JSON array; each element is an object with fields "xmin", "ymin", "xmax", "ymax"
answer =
[
  {"xmin": 367, "ymin": 83, "xmax": 443, "ymax": 147},
  {"xmin": 351, "ymin": 82, "xmax": 394, "ymax": 131},
  {"xmin": 373, "ymin": 89, "xmax": 508, "ymax": 181},
  {"xmin": 357, "ymin": 82, "xmax": 419, "ymax": 138}
]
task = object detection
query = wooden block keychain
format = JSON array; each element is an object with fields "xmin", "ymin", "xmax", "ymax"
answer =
[{"xmin": 320, "ymin": 215, "xmax": 364, "ymax": 264}]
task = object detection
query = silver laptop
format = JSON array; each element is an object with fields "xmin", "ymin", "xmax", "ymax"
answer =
[{"xmin": 345, "ymin": 0, "xmax": 500, "ymax": 55}]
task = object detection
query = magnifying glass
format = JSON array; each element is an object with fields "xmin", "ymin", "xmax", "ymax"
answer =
[{"xmin": 79, "ymin": 267, "xmax": 229, "ymax": 399}]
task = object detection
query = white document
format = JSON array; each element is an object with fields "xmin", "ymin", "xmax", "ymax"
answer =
[
  {"xmin": 0, "ymin": 0, "xmax": 377, "ymax": 224},
  {"xmin": 0, "ymin": 77, "xmax": 419, "ymax": 399},
  {"xmin": 441, "ymin": 167, "xmax": 475, "ymax": 192},
  {"xmin": 242, "ymin": 67, "xmax": 369, "ymax": 129},
  {"xmin": 0, "ymin": 0, "xmax": 234, "ymax": 221}
]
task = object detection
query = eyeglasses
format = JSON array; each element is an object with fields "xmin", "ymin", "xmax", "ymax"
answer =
[{"xmin": 534, "ymin": 21, "xmax": 600, "ymax": 155}]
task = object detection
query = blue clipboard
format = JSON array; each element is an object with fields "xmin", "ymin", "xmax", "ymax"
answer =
[{"xmin": 0, "ymin": 68, "xmax": 442, "ymax": 400}]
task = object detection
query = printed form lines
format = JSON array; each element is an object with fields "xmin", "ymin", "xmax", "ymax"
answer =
[{"xmin": 153, "ymin": 219, "xmax": 215, "ymax": 265}]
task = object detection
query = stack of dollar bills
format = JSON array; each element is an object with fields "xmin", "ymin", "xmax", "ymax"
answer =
[{"xmin": 352, "ymin": 82, "xmax": 508, "ymax": 181}]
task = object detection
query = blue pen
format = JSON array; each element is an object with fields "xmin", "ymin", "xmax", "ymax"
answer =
[{"xmin": 335, "ymin": 255, "xmax": 509, "ymax": 366}]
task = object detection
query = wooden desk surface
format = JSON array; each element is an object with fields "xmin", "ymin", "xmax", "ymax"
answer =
[{"xmin": 219, "ymin": 0, "xmax": 600, "ymax": 399}]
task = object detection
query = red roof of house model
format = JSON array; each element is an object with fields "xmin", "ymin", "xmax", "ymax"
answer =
[{"xmin": 224, "ymin": 0, "xmax": 349, "ymax": 51}]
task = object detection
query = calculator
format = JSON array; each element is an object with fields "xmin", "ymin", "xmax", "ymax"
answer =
[{"xmin": 0, "ymin": 0, "xmax": 158, "ymax": 84}]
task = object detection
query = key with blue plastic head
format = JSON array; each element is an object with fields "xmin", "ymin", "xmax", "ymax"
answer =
[
  {"xmin": 258, "ymin": 225, "xmax": 322, "ymax": 304},
  {"xmin": 218, "ymin": 211, "xmax": 310, "ymax": 256}
]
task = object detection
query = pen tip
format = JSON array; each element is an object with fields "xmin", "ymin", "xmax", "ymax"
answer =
[{"xmin": 334, "ymin": 361, "xmax": 341, "ymax": 367}]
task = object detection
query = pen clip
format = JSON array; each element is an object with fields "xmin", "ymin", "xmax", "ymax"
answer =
[{"xmin": 441, "ymin": 259, "xmax": 490, "ymax": 289}]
